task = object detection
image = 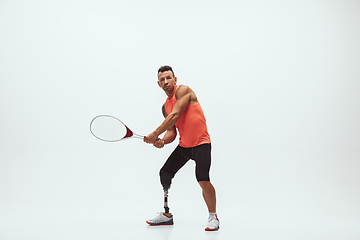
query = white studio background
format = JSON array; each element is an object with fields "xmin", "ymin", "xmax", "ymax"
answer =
[{"xmin": 0, "ymin": 0, "xmax": 359, "ymax": 240}]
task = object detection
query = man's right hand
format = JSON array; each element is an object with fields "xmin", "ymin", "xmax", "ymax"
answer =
[{"xmin": 153, "ymin": 139, "xmax": 165, "ymax": 148}]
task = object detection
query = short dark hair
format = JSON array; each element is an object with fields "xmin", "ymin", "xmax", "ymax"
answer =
[{"xmin": 158, "ymin": 65, "xmax": 175, "ymax": 78}]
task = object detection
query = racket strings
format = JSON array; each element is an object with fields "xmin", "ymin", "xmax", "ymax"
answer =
[{"xmin": 91, "ymin": 115, "xmax": 133, "ymax": 142}]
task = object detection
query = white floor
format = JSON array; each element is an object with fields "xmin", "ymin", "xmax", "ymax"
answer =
[
  {"xmin": 1, "ymin": 205, "xmax": 359, "ymax": 240},
  {"xmin": 1, "ymin": 152, "xmax": 360, "ymax": 240}
]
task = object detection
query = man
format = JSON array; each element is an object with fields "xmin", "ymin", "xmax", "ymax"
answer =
[{"xmin": 144, "ymin": 65, "xmax": 219, "ymax": 231}]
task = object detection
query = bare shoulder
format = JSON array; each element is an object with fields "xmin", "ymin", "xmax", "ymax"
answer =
[
  {"xmin": 176, "ymin": 85, "xmax": 192, "ymax": 94},
  {"xmin": 175, "ymin": 85, "xmax": 198, "ymax": 103}
]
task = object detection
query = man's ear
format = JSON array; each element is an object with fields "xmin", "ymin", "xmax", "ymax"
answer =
[
  {"xmin": 174, "ymin": 77, "xmax": 177, "ymax": 83},
  {"xmin": 157, "ymin": 81, "xmax": 161, "ymax": 88}
]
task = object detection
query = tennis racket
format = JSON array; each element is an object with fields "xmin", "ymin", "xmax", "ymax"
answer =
[{"xmin": 90, "ymin": 115, "xmax": 144, "ymax": 142}]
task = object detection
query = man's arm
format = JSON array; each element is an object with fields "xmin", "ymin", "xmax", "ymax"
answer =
[
  {"xmin": 144, "ymin": 86, "xmax": 197, "ymax": 144},
  {"xmin": 152, "ymin": 105, "xmax": 177, "ymax": 148},
  {"xmin": 161, "ymin": 104, "xmax": 177, "ymax": 143}
]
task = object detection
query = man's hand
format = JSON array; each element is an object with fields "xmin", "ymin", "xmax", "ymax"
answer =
[
  {"xmin": 144, "ymin": 132, "xmax": 165, "ymax": 148},
  {"xmin": 144, "ymin": 132, "xmax": 159, "ymax": 144},
  {"xmin": 153, "ymin": 139, "xmax": 165, "ymax": 148}
]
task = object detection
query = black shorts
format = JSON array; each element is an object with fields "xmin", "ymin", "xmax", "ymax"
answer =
[{"xmin": 161, "ymin": 143, "xmax": 212, "ymax": 182}]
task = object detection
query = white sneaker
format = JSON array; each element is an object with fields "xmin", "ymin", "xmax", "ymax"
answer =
[
  {"xmin": 146, "ymin": 212, "xmax": 174, "ymax": 226},
  {"xmin": 205, "ymin": 216, "xmax": 220, "ymax": 231}
]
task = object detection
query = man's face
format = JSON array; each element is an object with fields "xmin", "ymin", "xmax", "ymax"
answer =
[{"xmin": 158, "ymin": 70, "xmax": 177, "ymax": 93}]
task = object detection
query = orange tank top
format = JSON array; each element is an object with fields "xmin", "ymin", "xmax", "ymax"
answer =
[{"xmin": 164, "ymin": 85, "xmax": 211, "ymax": 148}]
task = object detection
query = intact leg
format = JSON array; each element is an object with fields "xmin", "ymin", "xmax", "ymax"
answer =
[
  {"xmin": 198, "ymin": 181, "xmax": 216, "ymax": 213},
  {"xmin": 199, "ymin": 181, "xmax": 219, "ymax": 231},
  {"xmin": 192, "ymin": 144, "xmax": 219, "ymax": 231},
  {"xmin": 193, "ymin": 144, "xmax": 216, "ymax": 212}
]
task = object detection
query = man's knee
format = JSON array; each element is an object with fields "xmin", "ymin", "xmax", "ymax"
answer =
[{"xmin": 198, "ymin": 181, "xmax": 214, "ymax": 191}]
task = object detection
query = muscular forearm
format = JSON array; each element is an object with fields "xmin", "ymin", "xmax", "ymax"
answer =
[
  {"xmin": 144, "ymin": 114, "xmax": 179, "ymax": 144},
  {"xmin": 162, "ymin": 129, "xmax": 177, "ymax": 145},
  {"xmin": 153, "ymin": 113, "xmax": 180, "ymax": 137}
]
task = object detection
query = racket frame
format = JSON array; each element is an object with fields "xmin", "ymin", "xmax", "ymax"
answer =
[{"xmin": 90, "ymin": 115, "xmax": 144, "ymax": 142}]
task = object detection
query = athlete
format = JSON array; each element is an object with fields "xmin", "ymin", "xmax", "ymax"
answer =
[{"xmin": 144, "ymin": 65, "xmax": 219, "ymax": 231}]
